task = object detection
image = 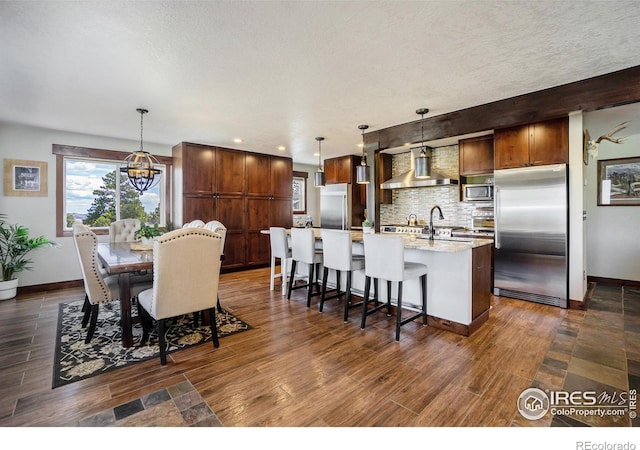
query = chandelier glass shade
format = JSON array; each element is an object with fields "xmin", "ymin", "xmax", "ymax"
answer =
[
  {"xmin": 120, "ymin": 108, "xmax": 161, "ymax": 194},
  {"xmin": 356, "ymin": 124, "xmax": 370, "ymax": 184}
]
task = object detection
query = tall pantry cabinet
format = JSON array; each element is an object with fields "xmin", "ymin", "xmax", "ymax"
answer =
[{"xmin": 172, "ymin": 142, "xmax": 293, "ymax": 271}]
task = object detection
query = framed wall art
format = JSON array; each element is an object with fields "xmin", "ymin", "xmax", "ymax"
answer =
[
  {"xmin": 597, "ymin": 156, "xmax": 640, "ymax": 206},
  {"xmin": 3, "ymin": 159, "xmax": 48, "ymax": 197}
]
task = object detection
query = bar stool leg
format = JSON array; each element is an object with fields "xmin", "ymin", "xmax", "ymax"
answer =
[
  {"xmin": 287, "ymin": 260, "xmax": 297, "ymax": 299},
  {"xmin": 396, "ymin": 281, "xmax": 403, "ymax": 341},
  {"xmin": 344, "ymin": 271, "xmax": 352, "ymax": 323},
  {"xmin": 421, "ymin": 274, "xmax": 428, "ymax": 325},
  {"xmin": 361, "ymin": 276, "xmax": 371, "ymax": 329},
  {"xmin": 270, "ymin": 255, "xmax": 276, "ymax": 291},
  {"xmin": 319, "ymin": 266, "xmax": 329, "ymax": 312},
  {"xmin": 386, "ymin": 280, "xmax": 393, "ymax": 317},
  {"xmin": 307, "ymin": 263, "xmax": 315, "ymax": 308}
]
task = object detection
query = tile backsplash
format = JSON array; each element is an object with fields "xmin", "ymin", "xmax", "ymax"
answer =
[{"xmin": 379, "ymin": 145, "xmax": 489, "ymax": 228}]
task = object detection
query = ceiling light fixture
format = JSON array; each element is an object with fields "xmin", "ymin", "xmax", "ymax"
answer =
[
  {"xmin": 414, "ymin": 107, "xmax": 431, "ymax": 178},
  {"xmin": 314, "ymin": 136, "xmax": 325, "ymax": 187},
  {"xmin": 120, "ymin": 108, "xmax": 161, "ymax": 195},
  {"xmin": 356, "ymin": 124, "xmax": 370, "ymax": 184}
]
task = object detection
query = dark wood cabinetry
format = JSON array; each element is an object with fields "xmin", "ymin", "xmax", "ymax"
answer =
[
  {"xmin": 377, "ymin": 153, "xmax": 393, "ymax": 204},
  {"xmin": 494, "ymin": 117, "xmax": 568, "ymax": 170},
  {"xmin": 459, "ymin": 135, "xmax": 494, "ymax": 176},
  {"xmin": 322, "ymin": 155, "xmax": 367, "ymax": 228},
  {"xmin": 173, "ymin": 142, "xmax": 292, "ymax": 271}
]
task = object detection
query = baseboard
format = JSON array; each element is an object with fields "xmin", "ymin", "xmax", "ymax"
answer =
[
  {"xmin": 427, "ymin": 309, "xmax": 489, "ymax": 337},
  {"xmin": 17, "ymin": 279, "xmax": 84, "ymax": 296},
  {"xmin": 587, "ymin": 276, "xmax": 640, "ymax": 288}
]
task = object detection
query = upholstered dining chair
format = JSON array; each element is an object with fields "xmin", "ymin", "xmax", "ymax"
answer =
[
  {"xmin": 72, "ymin": 223, "xmax": 151, "ymax": 343},
  {"xmin": 109, "ymin": 218, "xmax": 141, "ymax": 243},
  {"xmin": 204, "ymin": 220, "xmax": 227, "ymax": 313},
  {"xmin": 137, "ymin": 227, "xmax": 224, "ymax": 365},
  {"xmin": 182, "ymin": 220, "xmax": 205, "ymax": 228}
]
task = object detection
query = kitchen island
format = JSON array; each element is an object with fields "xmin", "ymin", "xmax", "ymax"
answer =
[{"xmin": 317, "ymin": 231, "xmax": 493, "ymax": 337}]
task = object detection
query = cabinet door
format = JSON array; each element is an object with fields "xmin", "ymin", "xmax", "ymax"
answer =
[
  {"xmin": 246, "ymin": 231, "xmax": 270, "ymax": 266},
  {"xmin": 270, "ymin": 156, "xmax": 293, "ymax": 198},
  {"xmin": 530, "ymin": 117, "xmax": 569, "ymax": 166},
  {"xmin": 494, "ymin": 125, "xmax": 530, "ymax": 169},
  {"xmin": 270, "ymin": 197, "xmax": 293, "ymax": 228},
  {"xmin": 183, "ymin": 194, "xmax": 215, "ymax": 224},
  {"xmin": 221, "ymin": 231, "xmax": 245, "ymax": 269},
  {"xmin": 324, "ymin": 158, "xmax": 338, "ymax": 184},
  {"xmin": 459, "ymin": 136, "xmax": 494, "ymax": 175},
  {"xmin": 336, "ymin": 156, "xmax": 353, "ymax": 183},
  {"xmin": 471, "ymin": 245, "xmax": 492, "ymax": 320},
  {"xmin": 216, "ymin": 195, "xmax": 245, "ymax": 232},
  {"xmin": 216, "ymin": 148, "xmax": 245, "ymax": 195},
  {"xmin": 183, "ymin": 144, "xmax": 215, "ymax": 194},
  {"xmin": 246, "ymin": 153, "xmax": 271, "ymax": 196},
  {"xmin": 246, "ymin": 197, "xmax": 271, "ymax": 232}
]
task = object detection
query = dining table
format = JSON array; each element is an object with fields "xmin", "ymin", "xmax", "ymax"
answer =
[{"xmin": 97, "ymin": 241, "xmax": 153, "ymax": 347}]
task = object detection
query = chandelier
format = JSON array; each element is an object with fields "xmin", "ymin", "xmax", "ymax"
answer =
[
  {"xmin": 314, "ymin": 136, "xmax": 326, "ymax": 187},
  {"xmin": 120, "ymin": 108, "xmax": 161, "ymax": 194},
  {"xmin": 356, "ymin": 124, "xmax": 370, "ymax": 184}
]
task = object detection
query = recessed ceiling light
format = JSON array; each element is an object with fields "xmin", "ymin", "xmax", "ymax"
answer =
[
  {"xmin": 357, "ymin": 143, "xmax": 364, "ymax": 148},
  {"xmin": 233, "ymin": 138, "xmax": 243, "ymax": 143},
  {"xmin": 277, "ymin": 145, "xmax": 286, "ymax": 151}
]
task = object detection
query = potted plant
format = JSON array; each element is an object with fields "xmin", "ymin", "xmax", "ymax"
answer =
[
  {"xmin": 362, "ymin": 219, "xmax": 374, "ymax": 234},
  {"xmin": 0, "ymin": 214, "xmax": 55, "ymax": 300},
  {"xmin": 135, "ymin": 223, "xmax": 162, "ymax": 245}
]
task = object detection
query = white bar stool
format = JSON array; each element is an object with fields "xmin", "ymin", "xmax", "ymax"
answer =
[
  {"xmin": 287, "ymin": 227, "xmax": 323, "ymax": 308},
  {"xmin": 361, "ymin": 233, "xmax": 428, "ymax": 341},
  {"xmin": 319, "ymin": 229, "xmax": 365, "ymax": 322},
  {"xmin": 269, "ymin": 227, "xmax": 291, "ymax": 295}
]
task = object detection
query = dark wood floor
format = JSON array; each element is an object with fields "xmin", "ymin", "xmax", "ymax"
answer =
[{"xmin": 0, "ymin": 267, "xmax": 636, "ymax": 432}]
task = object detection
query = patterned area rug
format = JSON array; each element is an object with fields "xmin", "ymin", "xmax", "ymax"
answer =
[{"xmin": 53, "ymin": 299, "xmax": 251, "ymax": 388}]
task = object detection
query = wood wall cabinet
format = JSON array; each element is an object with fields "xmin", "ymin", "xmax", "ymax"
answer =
[
  {"xmin": 323, "ymin": 155, "xmax": 366, "ymax": 227},
  {"xmin": 459, "ymin": 135, "xmax": 494, "ymax": 176},
  {"xmin": 494, "ymin": 117, "xmax": 568, "ymax": 170},
  {"xmin": 173, "ymin": 142, "xmax": 292, "ymax": 271},
  {"xmin": 377, "ymin": 153, "xmax": 393, "ymax": 204},
  {"xmin": 245, "ymin": 153, "xmax": 293, "ymax": 267}
]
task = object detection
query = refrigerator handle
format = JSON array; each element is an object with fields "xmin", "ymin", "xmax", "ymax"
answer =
[
  {"xmin": 494, "ymin": 187, "xmax": 500, "ymax": 249},
  {"xmin": 343, "ymin": 195, "xmax": 347, "ymax": 230}
]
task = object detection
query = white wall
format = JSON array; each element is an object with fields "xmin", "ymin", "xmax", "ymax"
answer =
[
  {"xmin": 0, "ymin": 122, "xmax": 172, "ymax": 287},
  {"xmin": 292, "ymin": 162, "xmax": 320, "ymax": 226},
  {"xmin": 568, "ymin": 112, "xmax": 587, "ymax": 302},
  {"xmin": 584, "ymin": 103, "xmax": 640, "ymax": 282}
]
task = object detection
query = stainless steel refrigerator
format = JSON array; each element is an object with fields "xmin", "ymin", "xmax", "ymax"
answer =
[
  {"xmin": 493, "ymin": 163, "xmax": 568, "ymax": 308},
  {"xmin": 320, "ymin": 183, "xmax": 352, "ymax": 230}
]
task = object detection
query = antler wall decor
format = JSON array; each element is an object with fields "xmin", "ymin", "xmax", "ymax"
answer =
[{"xmin": 583, "ymin": 121, "xmax": 629, "ymax": 165}]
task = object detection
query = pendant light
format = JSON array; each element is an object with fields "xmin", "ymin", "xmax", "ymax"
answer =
[
  {"xmin": 120, "ymin": 108, "xmax": 161, "ymax": 194},
  {"xmin": 314, "ymin": 136, "xmax": 326, "ymax": 187},
  {"xmin": 414, "ymin": 107, "xmax": 431, "ymax": 179},
  {"xmin": 356, "ymin": 124, "xmax": 370, "ymax": 184}
]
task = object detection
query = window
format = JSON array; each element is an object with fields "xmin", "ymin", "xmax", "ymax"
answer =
[
  {"xmin": 292, "ymin": 171, "xmax": 307, "ymax": 214},
  {"xmin": 54, "ymin": 145, "xmax": 172, "ymax": 237}
]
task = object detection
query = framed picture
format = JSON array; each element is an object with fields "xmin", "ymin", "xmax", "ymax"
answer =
[
  {"xmin": 597, "ymin": 156, "xmax": 640, "ymax": 206},
  {"xmin": 3, "ymin": 159, "xmax": 48, "ymax": 197}
]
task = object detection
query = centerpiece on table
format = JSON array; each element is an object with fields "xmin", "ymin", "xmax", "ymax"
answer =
[{"xmin": 134, "ymin": 223, "xmax": 162, "ymax": 248}]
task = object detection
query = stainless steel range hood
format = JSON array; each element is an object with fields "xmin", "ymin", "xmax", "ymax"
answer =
[{"xmin": 380, "ymin": 148, "xmax": 458, "ymax": 189}]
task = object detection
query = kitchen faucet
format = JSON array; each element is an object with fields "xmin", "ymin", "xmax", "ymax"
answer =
[{"xmin": 429, "ymin": 205, "xmax": 444, "ymax": 240}]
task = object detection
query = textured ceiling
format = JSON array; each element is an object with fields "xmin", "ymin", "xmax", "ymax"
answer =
[{"xmin": 1, "ymin": 0, "xmax": 640, "ymax": 165}]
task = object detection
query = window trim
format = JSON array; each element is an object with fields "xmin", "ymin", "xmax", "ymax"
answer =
[
  {"xmin": 292, "ymin": 170, "xmax": 308, "ymax": 215},
  {"xmin": 53, "ymin": 144, "xmax": 172, "ymax": 237}
]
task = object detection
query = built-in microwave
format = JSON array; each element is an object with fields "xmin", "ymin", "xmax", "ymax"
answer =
[{"xmin": 462, "ymin": 184, "xmax": 494, "ymax": 202}]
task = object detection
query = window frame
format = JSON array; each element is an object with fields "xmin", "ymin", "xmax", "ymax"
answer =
[
  {"xmin": 292, "ymin": 170, "xmax": 308, "ymax": 215},
  {"xmin": 53, "ymin": 144, "xmax": 172, "ymax": 237}
]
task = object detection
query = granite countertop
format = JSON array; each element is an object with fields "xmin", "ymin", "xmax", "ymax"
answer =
[{"xmin": 399, "ymin": 234, "xmax": 493, "ymax": 252}]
